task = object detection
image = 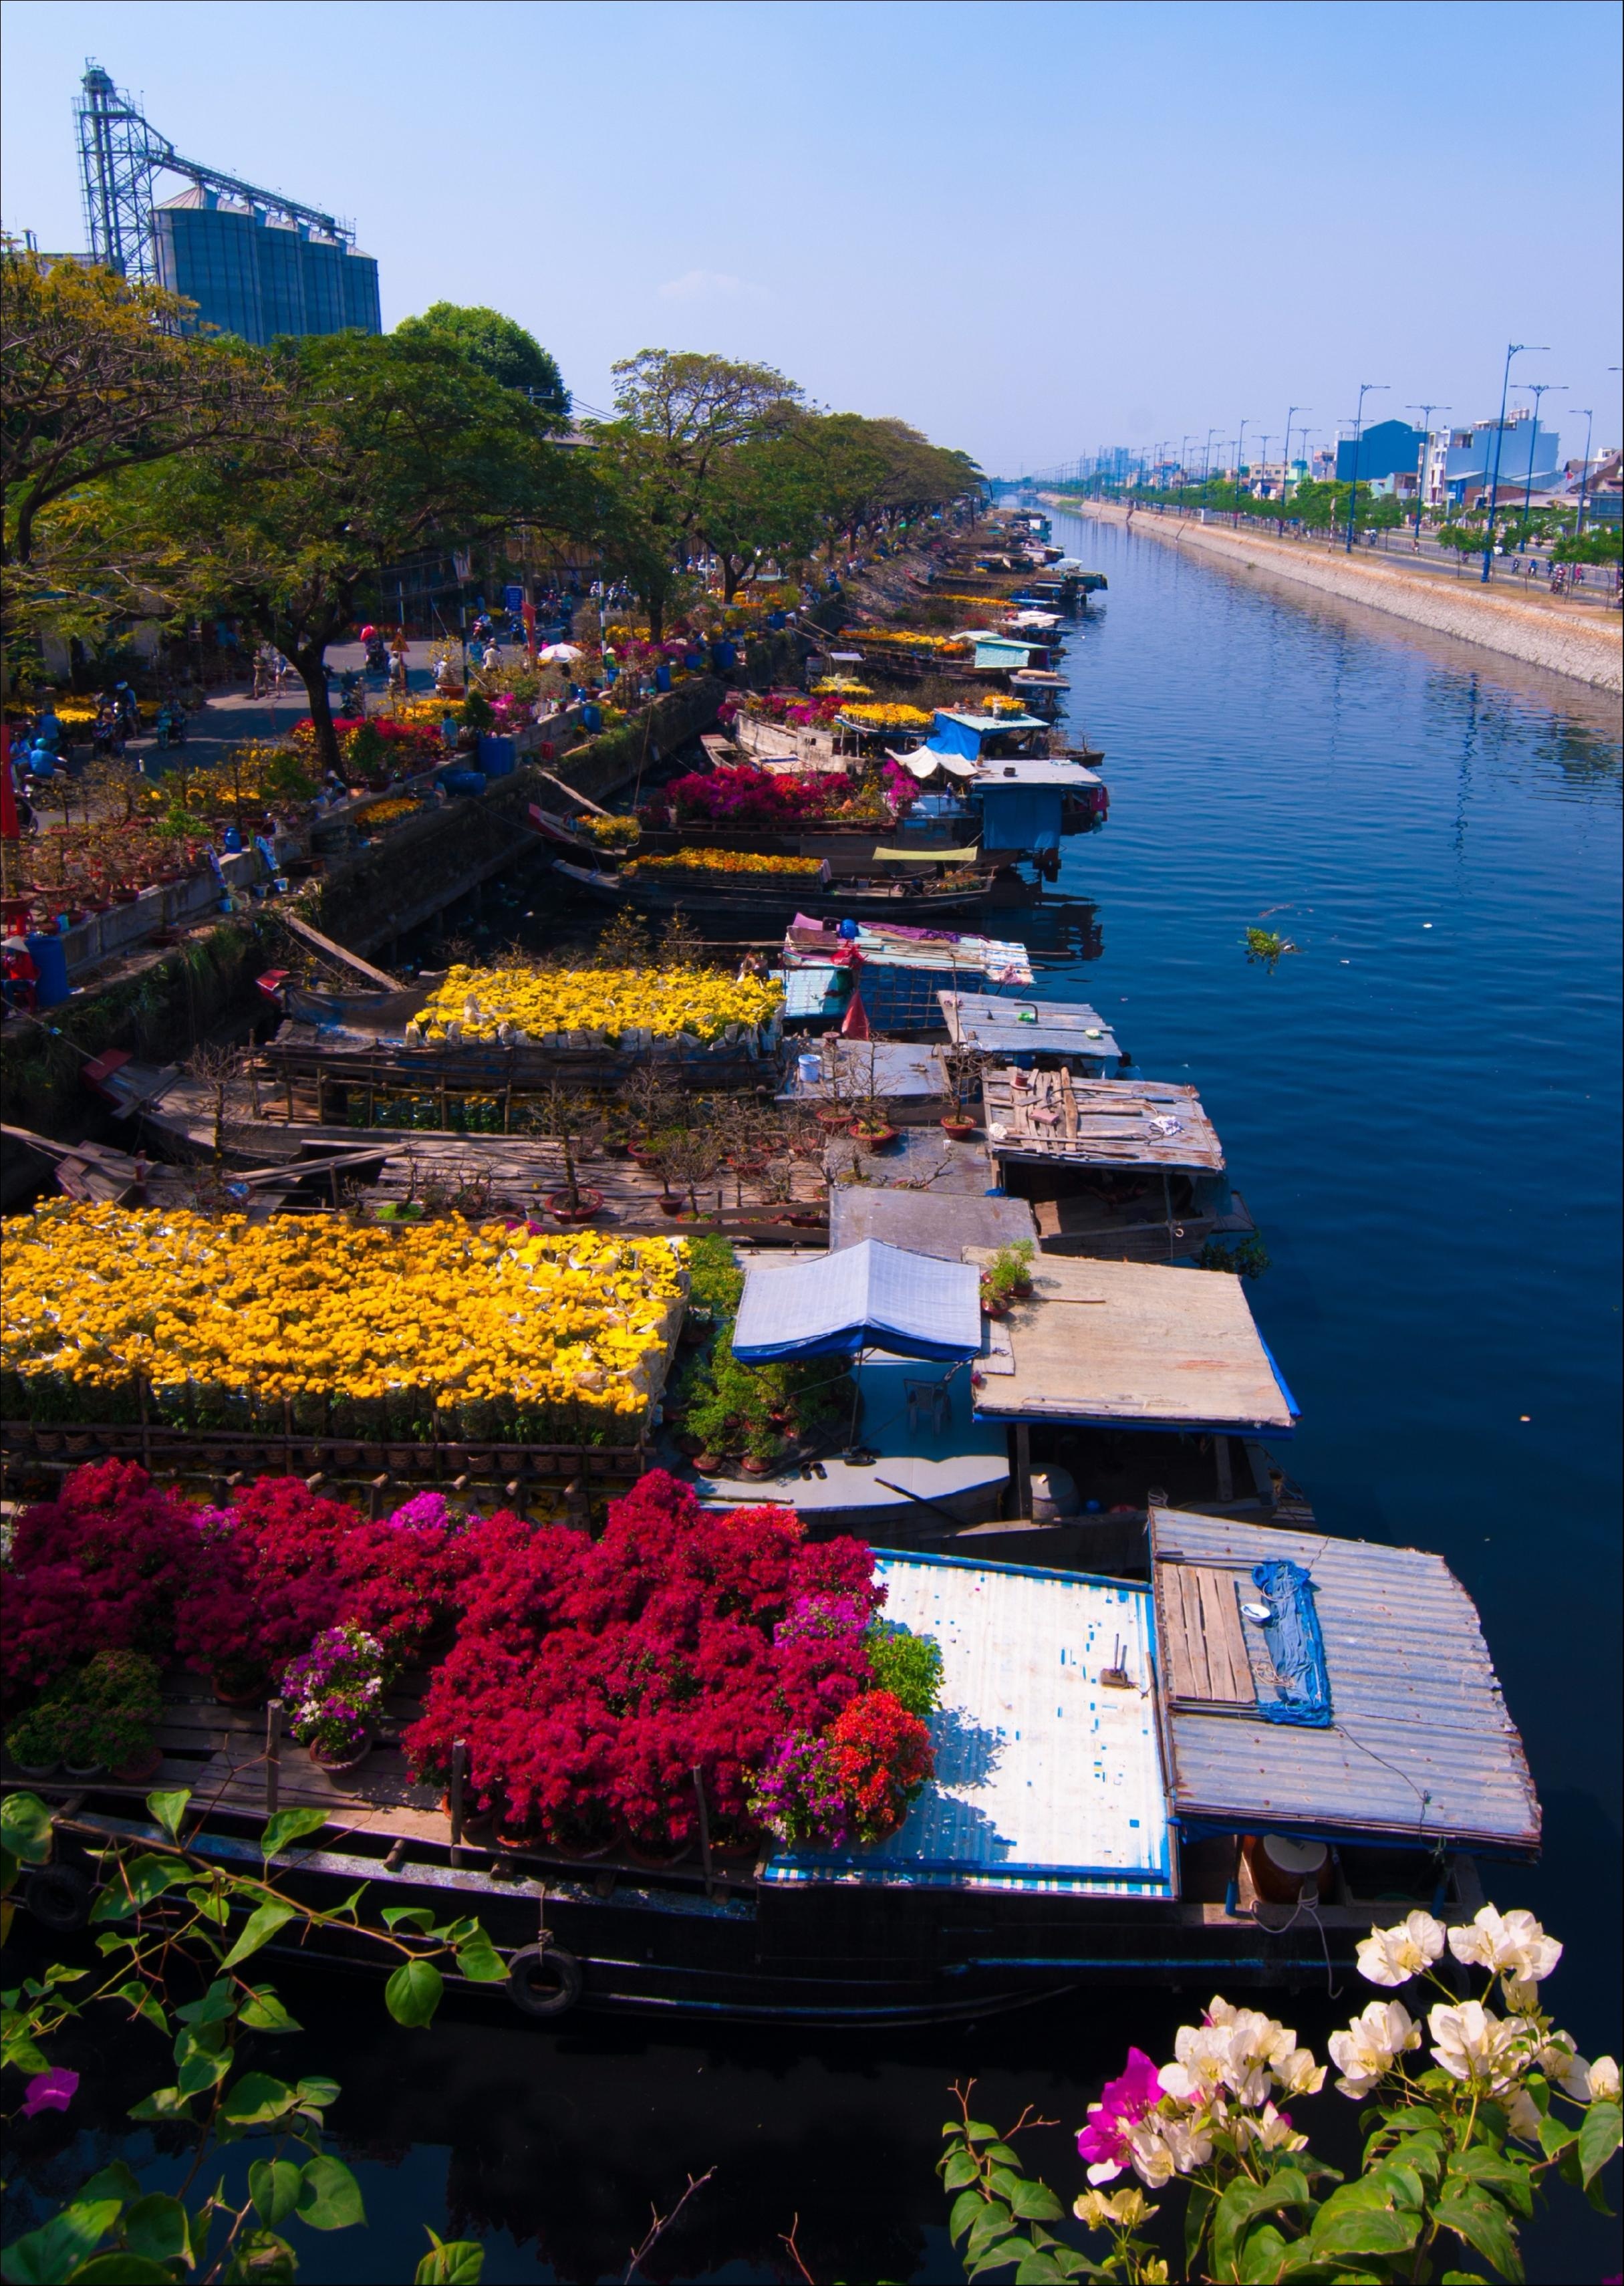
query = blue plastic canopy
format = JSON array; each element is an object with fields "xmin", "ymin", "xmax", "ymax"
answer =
[
  {"xmin": 976, "ymin": 783, "xmax": 1063, "ymax": 852},
  {"xmin": 730, "ymin": 1239, "xmax": 982, "ymax": 1362}
]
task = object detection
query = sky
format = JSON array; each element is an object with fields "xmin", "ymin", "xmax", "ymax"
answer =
[{"xmin": 3, "ymin": 0, "xmax": 1621, "ymax": 477}]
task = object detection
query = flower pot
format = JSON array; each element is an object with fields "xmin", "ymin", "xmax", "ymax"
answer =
[
  {"xmin": 601, "ymin": 1137, "xmax": 632, "ymax": 1159},
  {"xmin": 674, "ymin": 1432, "xmax": 704, "ymax": 1457},
  {"xmin": 980, "ymin": 1293, "xmax": 1008, "ymax": 1319},
  {"xmin": 9, "ymin": 1759, "xmax": 59, "ymax": 1781},
  {"xmin": 547, "ymin": 1824, "xmax": 622, "ymax": 1864},
  {"xmin": 547, "ymin": 1188, "xmax": 604, "ymax": 1222},
  {"xmin": 310, "ymin": 1735, "xmax": 372, "ymax": 1776},
  {"xmin": 692, "ymin": 1451, "xmax": 728, "ymax": 1475},
  {"xmin": 940, "ymin": 1117, "xmax": 978, "ymax": 1139},
  {"xmin": 849, "ymin": 1123, "xmax": 898, "ymax": 1150},
  {"xmin": 112, "ymin": 1743, "xmax": 164, "ymax": 1786},
  {"xmin": 213, "ymin": 1669, "xmax": 268, "ymax": 1708},
  {"xmin": 63, "ymin": 1758, "xmax": 107, "ymax": 1781},
  {"xmin": 656, "ymin": 1193, "xmax": 686, "ymax": 1217},
  {"xmin": 814, "ymin": 1107, "xmax": 851, "ymax": 1131},
  {"xmin": 739, "ymin": 1453, "xmax": 778, "ymax": 1478},
  {"xmin": 624, "ymin": 1832, "xmax": 695, "ymax": 1871},
  {"xmin": 495, "ymin": 1823, "xmax": 541, "ymax": 1855},
  {"xmin": 626, "ymin": 1140, "xmax": 660, "ymax": 1164}
]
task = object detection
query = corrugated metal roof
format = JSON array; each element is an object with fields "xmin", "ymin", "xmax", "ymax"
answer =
[
  {"xmin": 1150, "ymin": 1509, "xmax": 1540, "ymax": 1856},
  {"xmin": 941, "ymin": 992, "xmax": 1121, "ymax": 1063},
  {"xmin": 762, "ymin": 1551, "xmax": 1172, "ymax": 1894},
  {"xmin": 829, "ymin": 1188, "xmax": 1037, "ymax": 1260}
]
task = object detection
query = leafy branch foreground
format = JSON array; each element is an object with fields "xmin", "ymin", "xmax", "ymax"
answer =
[
  {"xmin": 1, "ymin": 1786, "xmax": 500, "ymax": 2283},
  {"xmin": 938, "ymin": 1904, "xmax": 1620, "ymax": 2284}
]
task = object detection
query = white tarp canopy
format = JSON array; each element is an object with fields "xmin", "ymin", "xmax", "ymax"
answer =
[{"xmin": 732, "ymin": 1239, "xmax": 982, "ymax": 1362}]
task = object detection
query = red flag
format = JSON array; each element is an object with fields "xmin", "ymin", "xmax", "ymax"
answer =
[
  {"xmin": 840, "ymin": 989, "xmax": 871, "ymax": 1039},
  {"xmin": 522, "ymin": 600, "xmax": 537, "ymax": 660},
  {"xmin": 0, "ymin": 724, "xmax": 17, "ymax": 842}
]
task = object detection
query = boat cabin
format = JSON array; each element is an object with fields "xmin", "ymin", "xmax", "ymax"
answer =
[
  {"xmin": 980, "ymin": 1069, "xmax": 1256, "ymax": 1263},
  {"xmin": 940, "ymin": 989, "xmax": 1123, "ymax": 1073}
]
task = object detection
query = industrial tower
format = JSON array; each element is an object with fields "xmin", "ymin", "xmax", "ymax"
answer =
[{"xmin": 76, "ymin": 59, "xmax": 354, "ymax": 283}]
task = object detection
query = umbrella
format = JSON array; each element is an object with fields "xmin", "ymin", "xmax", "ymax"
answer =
[{"xmin": 538, "ymin": 643, "xmax": 583, "ymax": 663}]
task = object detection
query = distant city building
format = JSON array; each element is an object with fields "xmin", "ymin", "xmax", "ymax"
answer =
[
  {"xmin": 152, "ymin": 187, "xmax": 380, "ymax": 343},
  {"xmin": 1436, "ymin": 413, "xmax": 1561, "ymax": 507},
  {"xmin": 1334, "ymin": 420, "xmax": 1427, "ymax": 486}
]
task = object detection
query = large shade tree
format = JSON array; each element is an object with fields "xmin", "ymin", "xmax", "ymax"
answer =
[
  {"xmin": 392, "ymin": 301, "xmax": 571, "ymax": 425},
  {"xmin": 80, "ymin": 330, "xmax": 581, "ymax": 769}
]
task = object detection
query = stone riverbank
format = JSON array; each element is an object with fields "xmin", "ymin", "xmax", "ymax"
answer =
[{"xmin": 1049, "ymin": 499, "xmax": 1622, "ymax": 693}]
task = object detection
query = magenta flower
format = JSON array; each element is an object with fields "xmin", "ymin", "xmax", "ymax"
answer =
[
  {"xmin": 21, "ymin": 2067, "xmax": 80, "ymax": 2119},
  {"xmin": 1077, "ymin": 2048, "xmax": 1162, "ymax": 2175}
]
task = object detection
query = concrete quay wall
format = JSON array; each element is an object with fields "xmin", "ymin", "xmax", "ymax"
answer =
[{"xmin": 1049, "ymin": 500, "xmax": 1622, "ymax": 694}]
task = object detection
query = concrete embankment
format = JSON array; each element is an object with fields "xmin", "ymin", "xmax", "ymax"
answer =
[{"xmin": 1047, "ymin": 499, "xmax": 1622, "ymax": 694}]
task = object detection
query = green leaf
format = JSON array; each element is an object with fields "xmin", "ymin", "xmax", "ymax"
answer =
[
  {"xmin": 1184, "ymin": 2182, "xmax": 1216, "ymax": 2271},
  {"xmin": 260, "ymin": 1807, "xmax": 329, "ymax": 1859},
  {"xmin": 949, "ymin": 2188, "xmax": 985, "ymax": 2245},
  {"xmin": 43, "ymin": 1963, "xmax": 90, "ymax": 1987},
  {"xmin": 65, "ymin": 2259, "xmax": 175, "ymax": 2282},
  {"xmin": 382, "ymin": 1905, "xmax": 438, "ymax": 1932},
  {"xmin": 248, "ymin": 2160, "xmax": 303, "ymax": 2229},
  {"xmin": 219, "ymin": 2072, "xmax": 297, "ymax": 2127},
  {"xmin": 122, "ymin": 2194, "xmax": 189, "ymax": 2264},
  {"xmin": 88, "ymin": 1856, "xmax": 187, "ymax": 1923},
  {"xmin": 1536, "ymin": 2112, "xmax": 1577, "ymax": 2160},
  {"xmin": 963, "ymin": 2119, "xmax": 1000, "ymax": 2142},
  {"xmin": 76, "ymin": 2166, "xmax": 141, "ymax": 2211},
  {"xmin": 0, "ymin": 1793, "xmax": 56, "ymax": 1865},
  {"xmin": 127, "ymin": 2086, "xmax": 191, "ymax": 2123},
  {"xmin": 1236, "ymin": 2222, "xmax": 1291, "ymax": 2284},
  {"xmin": 174, "ymin": 2041, "xmax": 231, "ymax": 2100},
  {"xmin": 110, "ymin": 1980, "xmax": 168, "ymax": 2034},
  {"xmin": 1011, "ymin": 2251, "xmax": 1066, "ymax": 2285},
  {"xmin": 942, "ymin": 2151, "xmax": 980, "ymax": 2192},
  {"xmin": 452, "ymin": 1932, "xmax": 507, "ymax": 1985},
  {"xmin": 1215, "ymin": 2170, "xmax": 1314, "ymax": 2275},
  {"xmin": 145, "ymin": 1790, "xmax": 191, "ymax": 1842},
  {"xmin": 295, "ymin": 2155, "xmax": 366, "ymax": 2232},
  {"xmin": 4, "ymin": 2030, "xmax": 54, "ymax": 2076},
  {"xmin": 221, "ymin": 1901, "xmax": 298, "ymax": 1970},
  {"xmin": 414, "ymin": 2235, "xmax": 485, "ymax": 2285},
  {"xmin": 986, "ymin": 2166, "xmax": 1027, "ymax": 2203},
  {"xmin": 968, "ymin": 2246, "xmax": 1025, "ymax": 2283},
  {"xmin": 183, "ymin": 1885, "xmax": 231, "ymax": 1927},
  {"xmin": 293, "ymin": 2075, "xmax": 340, "ymax": 2111},
  {"xmin": 1309, "ymin": 2204, "xmax": 1422, "ymax": 2259},
  {"xmin": 1434, "ymin": 2184, "xmax": 1524, "ymax": 2282},
  {"xmin": 1380, "ymin": 2132, "xmax": 1445, "ymax": 2186},
  {"xmin": 238, "ymin": 1987, "xmax": 302, "ymax": 2033},
  {"xmin": 385, "ymin": 1957, "xmax": 444, "ymax": 2028},
  {"xmin": 1008, "ymin": 2180, "xmax": 1063, "ymax": 2223},
  {"xmin": 0, "ymin": 2198, "xmax": 122, "ymax": 2284},
  {"xmin": 1448, "ymin": 2146, "xmax": 1536, "ymax": 2218},
  {"xmin": 1579, "ymin": 2099, "xmax": 1622, "ymax": 2188},
  {"xmin": 175, "ymin": 1981, "xmax": 237, "ymax": 2027},
  {"xmin": 964, "ymin": 2199, "xmax": 1014, "ymax": 2260},
  {"xmin": 982, "ymin": 2143, "xmax": 1025, "ymax": 2168},
  {"xmin": 219, "ymin": 2226, "xmax": 296, "ymax": 2282}
]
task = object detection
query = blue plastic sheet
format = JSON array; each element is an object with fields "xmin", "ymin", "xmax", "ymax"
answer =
[{"xmin": 1249, "ymin": 1559, "xmax": 1333, "ymax": 1727}]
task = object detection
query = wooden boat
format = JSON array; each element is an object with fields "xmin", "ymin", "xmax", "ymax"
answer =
[
  {"xmin": 8, "ymin": 1511, "xmax": 1537, "ymax": 2019},
  {"xmin": 551, "ymin": 857, "xmax": 1030, "ymax": 919}
]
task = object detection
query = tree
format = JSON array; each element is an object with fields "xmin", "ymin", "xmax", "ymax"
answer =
[
  {"xmin": 79, "ymin": 330, "xmax": 580, "ymax": 771},
  {"xmin": 698, "ymin": 425, "xmax": 826, "ymax": 600},
  {"xmin": 392, "ymin": 300, "xmax": 570, "ymax": 424}
]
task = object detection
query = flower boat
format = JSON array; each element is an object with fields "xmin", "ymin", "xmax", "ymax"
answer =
[{"xmin": 5, "ymin": 1477, "xmax": 1540, "ymax": 2025}]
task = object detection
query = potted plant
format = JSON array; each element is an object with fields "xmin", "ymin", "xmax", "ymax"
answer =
[
  {"xmin": 280, "ymin": 1621, "xmax": 388, "ymax": 1774},
  {"xmin": 73, "ymin": 1650, "xmax": 166, "ymax": 1783},
  {"xmin": 848, "ymin": 1111, "xmax": 898, "ymax": 1150},
  {"xmin": 4, "ymin": 1701, "xmax": 70, "ymax": 1780},
  {"xmin": 978, "ymin": 1240, "xmax": 1037, "ymax": 1317}
]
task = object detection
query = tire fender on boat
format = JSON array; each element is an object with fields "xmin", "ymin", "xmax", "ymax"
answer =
[
  {"xmin": 24, "ymin": 1863, "xmax": 95, "ymax": 1934},
  {"xmin": 507, "ymin": 1942, "xmax": 583, "ymax": 2019}
]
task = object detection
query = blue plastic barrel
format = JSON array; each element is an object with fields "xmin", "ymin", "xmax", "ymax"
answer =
[
  {"xmin": 440, "ymin": 769, "xmax": 487, "ymax": 798},
  {"xmin": 477, "ymin": 735, "xmax": 517, "ymax": 778},
  {"xmin": 27, "ymin": 932, "xmax": 71, "ymax": 1010}
]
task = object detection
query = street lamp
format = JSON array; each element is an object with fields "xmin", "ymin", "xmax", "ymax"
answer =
[
  {"xmin": 1278, "ymin": 405, "xmax": 1309, "ymax": 534},
  {"xmin": 1343, "ymin": 382, "xmax": 1389, "ymax": 552},
  {"xmin": 1516, "ymin": 380, "xmax": 1565, "ymax": 539},
  {"xmin": 1405, "ymin": 403, "xmax": 1448, "ymax": 549},
  {"xmin": 1480, "ymin": 343, "xmax": 1546, "ymax": 582},
  {"xmin": 1201, "ymin": 426, "xmax": 1217, "ymax": 514},
  {"xmin": 1233, "ymin": 420, "xmax": 1251, "ymax": 523},
  {"xmin": 1571, "ymin": 406, "xmax": 1595, "ymax": 537},
  {"xmin": 1180, "ymin": 434, "xmax": 1196, "ymax": 511}
]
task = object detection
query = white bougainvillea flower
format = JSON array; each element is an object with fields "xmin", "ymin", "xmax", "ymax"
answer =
[
  {"xmin": 1588, "ymin": 2056, "xmax": 1621, "ymax": 2102},
  {"xmin": 1275, "ymin": 2045, "xmax": 1328, "ymax": 2098},
  {"xmin": 1121, "ymin": 2123, "xmax": 1175, "ymax": 2188},
  {"xmin": 1356, "ymin": 1911, "xmax": 1446, "ymax": 1987},
  {"xmin": 1446, "ymin": 1904, "xmax": 1563, "ymax": 1985},
  {"xmin": 1428, "ymin": 2000, "xmax": 1526, "ymax": 2085},
  {"xmin": 1160, "ymin": 2114, "xmax": 1216, "ymax": 2175},
  {"xmin": 1329, "ymin": 1999, "xmax": 1421, "ymax": 2098},
  {"xmin": 1235, "ymin": 2102, "xmax": 1309, "ymax": 2155},
  {"xmin": 1504, "ymin": 2084, "xmax": 1544, "ymax": 2144}
]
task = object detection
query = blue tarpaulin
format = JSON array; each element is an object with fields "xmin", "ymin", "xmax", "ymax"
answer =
[
  {"xmin": 976, "ymin": 783, "xmax": 1063, "ymax": 852},
  {"xmin": 1248, "ymin": 1559, "xmax": 1333, "ymax": 1727},
  {"xmin": 731, "ymin": 1239, "xmax": 982, "ymax": 1362},
  {"xmin": 928, "ymin": 712, "xmax": 985, "ymax": 759}
]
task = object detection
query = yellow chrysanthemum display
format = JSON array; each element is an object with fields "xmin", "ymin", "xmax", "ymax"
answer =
[
  {"xmin": 411, "ymin": 964, "xmax": 783, "ymax": 1048},
  {"xmin": 839, "ymin": 630, "xmax": 969, "ymax": 654},
  {"xmin": 624, "ymin": 850, "xmax": 822, "ymax": 879},
  {"xmin": 0, "ymin": 1205, "xmax": 688, "ymax": 1445},
  {"xmin": 839, "ymin": 704, "xmax": 934, "ymax": 731}
]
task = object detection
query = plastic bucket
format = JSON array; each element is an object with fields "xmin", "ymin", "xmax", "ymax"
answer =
[{"xmin": 1246, "ymin": 1833, "xmax": 1328, "ymax": 1904}]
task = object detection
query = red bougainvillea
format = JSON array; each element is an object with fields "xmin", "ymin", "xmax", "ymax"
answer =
[
  {"xmin": 2, "ymin": 1462, "xmax": 198, "ymax": 1702},
  {"xmin": 823, "ymin": 1688, "xmax": 934, "ymax": 1843},
  {"xmin": 403, "ymin": 1471, "xmax": 888, "ymax": 1850}
]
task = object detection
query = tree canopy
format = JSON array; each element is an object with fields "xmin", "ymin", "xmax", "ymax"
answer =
[{"xmin": 392, "ymin": 301, "xmax": 570, "ymax": 425}]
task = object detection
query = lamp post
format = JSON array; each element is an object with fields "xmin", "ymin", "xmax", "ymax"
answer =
[
  {"xmin": 1254, "ymin": 435, "xmax": 1274, "ymax": 513},
  {"xmin": 1277, "ymin": 405, "xmax": 1309, "ymax": 534},
  {"xmin": 1571, "ymin": 406, "xmax": 1595, "ymax": 538},
  {"xmin": 1232, "ymin": 420, "xmax": 1251, "ymax": 524},
  {"xmin": 1405, "ymin": 403, "xmax": 1448, "ymax": 549},
  {"xmin": 1343, "ymin": 382, "xmax": 1389, "ymax": 552},
  {"xmin": 1201, "ymin": 426, "xmax": 1217, "ymax": 514},
  {"xmin": 1180, "ymin": 434, "xmax": 1196, "ymax": 511},
  {"xmin": 1516, "ymin": 380, "xmax": 1564, "ymax": 544},
  {"xmin": 1480, "ymin": 343, "xmax": 1546, "ymax": 582}
]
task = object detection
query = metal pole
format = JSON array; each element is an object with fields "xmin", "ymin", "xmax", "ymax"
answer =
[
  {"xmin": 1277, "ymin": 406, "xmax": 1308, "ymax": 534},
  {"xmin": 1572, "ymin": 407, "xmax": 1594, "ymax": 537},
  {"xmin": 1481, "ymin": 344, "xmax": 1544, "ymax": 582},
  {"xmin": 1344, "ymin": 384, "xmax": 1389, "ymax": 553},
  {"xmin": 1516, "ymin": 381, "xmax": 1563, "ymax": 539},
  {"xmin": 1234, "ymin": 420, "xmax": 1249, "ymax": 523}
]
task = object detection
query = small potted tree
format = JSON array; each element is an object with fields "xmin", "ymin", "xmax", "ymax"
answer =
[{"xmin": 281, "ymin": 1622, "xmax": 388, "ymax": 1775}]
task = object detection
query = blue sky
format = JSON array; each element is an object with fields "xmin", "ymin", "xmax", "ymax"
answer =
[{"xmin": 3, "ymin": 1, "xmax": 1620, "ymax": 475}]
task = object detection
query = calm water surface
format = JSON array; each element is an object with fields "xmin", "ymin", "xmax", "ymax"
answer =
[{"xmin": 9, "ymin": 519, "xmax": 1621, "ymax": 2281}]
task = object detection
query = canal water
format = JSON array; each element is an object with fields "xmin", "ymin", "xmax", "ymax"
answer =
[{"xmin": 7, "ymin": 521, "xmax": 1620, "ymax": 2281}]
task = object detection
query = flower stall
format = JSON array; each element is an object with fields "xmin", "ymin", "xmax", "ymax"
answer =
[
  {"xmin": 405, "ymin": 963, "xmax": 785, "ymax": 1053},
  {"xmin": 622, "ymin": 850, "xmax": 824, "ymax": 881},
  {"xmin": 0, "ymin": 1204, "xmax": 688, "ymax": 1448}
]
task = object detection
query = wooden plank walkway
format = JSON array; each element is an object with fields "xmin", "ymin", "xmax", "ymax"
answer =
[{"xmin": 1156, "ymin": 1565, "xmax": 1255, "ymax": 1708}]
